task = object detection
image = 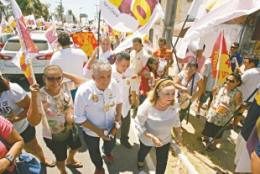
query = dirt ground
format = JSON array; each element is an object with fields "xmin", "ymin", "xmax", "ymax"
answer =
[{"xmin": 165, "ymin": 105, "xmax": 239, "ymax": 174}]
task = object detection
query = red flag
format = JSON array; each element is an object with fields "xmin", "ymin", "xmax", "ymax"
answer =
[
  {"xmin": 9, "ymin": 0, "xmax": 38, "ymax": 84},
  {"xmin": 211, "ymin": 32, "xmax": 232, "ymax": 85},
  {"xmin": 10, "ymin": 0, "xmax": 38, "ymax": 54}
]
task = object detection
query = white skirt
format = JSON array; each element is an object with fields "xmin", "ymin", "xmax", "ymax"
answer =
[{"xmin": 234, "ymin": 134, "xmax": 251, "ymax": 173}]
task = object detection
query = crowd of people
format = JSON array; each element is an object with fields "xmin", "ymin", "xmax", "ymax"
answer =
[{"xmin": 0, "ymin": 31, "xmax": 259, "ymax": 174}]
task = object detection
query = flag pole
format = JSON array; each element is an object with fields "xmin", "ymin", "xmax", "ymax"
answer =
[
  {"xmin": 97, "ymin": 10, "xmax": 101, "ymax": 60},
  {"xmin": 170, "ymin": 11, "xmax": 190, "ymax": 74},
  {"xmin": 173, "ymin": 15, "xmax": 189, "ymax": 48},
  {"xmin": 28, "ymin": 58, "xmax": 37, "ymax": 84},
  {"xmin": 215, "ymin": 31, "xmax": 224, "ymax": 86},
  {"xmin": 171, "ymin": 14, "xmax": 190, "ymax": 73}
]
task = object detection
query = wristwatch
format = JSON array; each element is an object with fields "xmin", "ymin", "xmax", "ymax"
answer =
[{"xmin": 5, "ymin": 154, "xmax": 14, "ymax": 163}]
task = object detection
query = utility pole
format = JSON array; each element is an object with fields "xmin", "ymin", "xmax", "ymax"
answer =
[{"xmin": 163, "ymin": 0, "xmax": 178, "ymax": 48}]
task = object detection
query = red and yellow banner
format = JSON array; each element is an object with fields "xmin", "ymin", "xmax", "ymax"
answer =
[
  {"xmin": 71, "ymin": 32, "xmax": 98, "ymax": 57},
  {"xmin": 211, "ymin": 32, "xmax": 232, "ymax": 85}
]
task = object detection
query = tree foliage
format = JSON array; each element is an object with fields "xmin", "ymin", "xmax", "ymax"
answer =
[{"xmin": 16, "ymin": 0, "xmax": 50, "ymax": 20}]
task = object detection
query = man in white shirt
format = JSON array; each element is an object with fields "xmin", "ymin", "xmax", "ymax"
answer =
[
  {"xmin": 112, "ymin": 52, "xmax": 132, "ymax": 148},
  {"xmin": 239, "ymin": 56, "xmax": 260, "ymax": 103},
  {"xmin": 74, "ymin": 60, "xmax": 122, "ymax": 174},
  {"xmin": 233, "ymin": 56, "xmax": 260, "ymax": 140},
  {"xmin": 128, "ymin": 37, "xmax": 149, "ymax": 107},
  {"xmin": 98, "ymin": 37, "xmax": 115, "ymax": 64},
  {"xmin": 50, "ymin": 32, "xmax": 87, "ymax": 78}
]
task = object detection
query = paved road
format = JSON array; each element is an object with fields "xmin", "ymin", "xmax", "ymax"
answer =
[{"xmin": 35, "ymin": 118, "xmax": 156, "ymax": 174}]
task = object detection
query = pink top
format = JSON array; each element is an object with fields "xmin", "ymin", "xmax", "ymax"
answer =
[
  {"xmin": 0, "ymin": 116, "xmax": 13, "ymax": 158},
  {"xmin": 0, "ymin": 116, "xmax": 15, "ymax": 172}
]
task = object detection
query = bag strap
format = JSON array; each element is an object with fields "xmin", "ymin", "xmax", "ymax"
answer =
[
  {"xmin": 189, "ymin": 74, "xmax": 195, "ymax": 95},
  {"xmin": 245, "ymin": 87, "xmax": 260, "ymax": 103}
]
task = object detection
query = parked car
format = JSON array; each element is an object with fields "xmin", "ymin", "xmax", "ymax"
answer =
[
  {"xmin": 0, "ymin": 33, "xmax": 15, "ymax": 51},
  {"xmin": 0, "ymin": 32, "xmax": 53, "ymax": 89}
]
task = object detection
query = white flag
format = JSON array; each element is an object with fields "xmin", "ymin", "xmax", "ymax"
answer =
[
  {"xmin": 187, "ymin": 0, "xmax": 204, "ymax": 20},
  {"xmin": 177, "ymin": 0, "xmax": 260, "ymax": 58}
]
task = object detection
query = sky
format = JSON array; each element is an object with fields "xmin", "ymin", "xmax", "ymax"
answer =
[{"xmin": 40, "ymin": 0, "xmax": 98, "ymax": 20}]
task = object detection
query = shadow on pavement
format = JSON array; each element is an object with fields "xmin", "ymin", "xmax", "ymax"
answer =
[
  {"xmin": 67, "ymin": 167, "xmax": 82, "ymax": 174},
  {"xmin": 180, "ymin": 115, "xmax": 236, "ymax": 173},
  {"xmin": 106, "ymin": 143, "xmax": 140, "ymax": 174}
]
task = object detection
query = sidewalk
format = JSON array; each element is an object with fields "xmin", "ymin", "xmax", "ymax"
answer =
[{"xmin": 35, "ymin": 118, "xmax": 156, "ymax": 174}]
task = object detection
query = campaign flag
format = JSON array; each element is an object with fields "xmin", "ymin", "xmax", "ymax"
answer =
[
  {"xmin": 211, "ymin": 32, "xmax": 231, "ymax": 85},
  {"xmin": 100, "ymin": 0, "xmax": 163, "ymax": 32},
  {"xmin": 71, "ymin": 32, "xmax": 98, "ymax": 57},
  {"xmin": 12, "ymin": 51, "xmax": 33, "ymax": 84},
  {"xmin": 104, "ymin": 0, "xmax": 164, "ymax": 53},
  {"xmin": 9, "ymin": 0, "xmax": 38, "ymax": 84},
  {"xmin": 45, "ymin": 25, "xmax": 58, "ymax": 46},
  {"xmin": 0, "ymin": 14, "xmax": 12, "ymax": 33},
  {"xmin": 10, "ymin": 0, "xmax": 38, "ymax": 54},
  {"xmin": 24, "ymin": 14, "xmax": 37, "ymax": 29},
  {"xmin": 177, "ymin": 0, "xmax": 260, "ymax": 58}
]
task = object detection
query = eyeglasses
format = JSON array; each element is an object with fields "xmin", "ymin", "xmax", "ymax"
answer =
[
  {"xmin": 226, "ymin": 78, "xmax": 235, "ymax": 83},
  {"xmin": 45, "ymin": 76, "xmax": 63, "ymax": 82}
]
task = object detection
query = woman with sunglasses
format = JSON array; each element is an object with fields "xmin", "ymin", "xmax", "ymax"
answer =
[
  {"xmin": 200, "ymin": 73, "xmax": 242, "ymax": 150},
  {"xmin": 135, "ymin": 79, "xmax": 182, "ymax": 173},
  {"xmin": 0, "ymin": 75, "xmax": 54, "ymax": 168},
  {"xmin": 39, "ymin": 65, "xmax": 82, "ymax": 174}
]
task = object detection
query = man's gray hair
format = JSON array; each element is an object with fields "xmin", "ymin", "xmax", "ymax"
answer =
[{"xmin": 92, "ymin": 60, "xmax": 112, "ymax": 75}]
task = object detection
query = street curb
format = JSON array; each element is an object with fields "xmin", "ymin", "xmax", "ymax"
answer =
[{"xmin": 171, "ymin": 143, "xmax": 199, "ymax": 174}]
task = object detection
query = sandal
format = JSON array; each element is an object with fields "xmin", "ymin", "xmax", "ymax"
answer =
[
  {"xmin": 41, "ymin": 160, "xmax": 56, "ymax": 168},
  {"xmin": 66, "ymin": 161, "xmax": 83, "ymax": 168}
]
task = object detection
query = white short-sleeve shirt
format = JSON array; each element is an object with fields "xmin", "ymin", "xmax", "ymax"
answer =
[
  {"xmin": 135, "ymin": 99, "xmax": 181, "ymax": 146},
  {"xmin": 112, "ymin": 65, "xmax": 131, "ymax": 118},
  {"xmin": 239, "ymin": 68, "xmax": 260, "ymax": 102},
  {"xmin": 0, "ymin": 83, "xmax": 29, "ymax": 133},
  {"xmin": 50, "ymin": 47, "xmax": 87, "ymax": 80},
  {"xmin": 74, "ymin": 80, "xmax": 122, "ymax": 137}
]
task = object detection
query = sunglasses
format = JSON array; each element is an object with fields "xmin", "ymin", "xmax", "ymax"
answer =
[
  {"xmin": 226, "ymin": 78, "xmax": 235, "ymax": 83},
  {"xmin": 45, "ymin": 76, "xmax": 63, "ymax": 82}
]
